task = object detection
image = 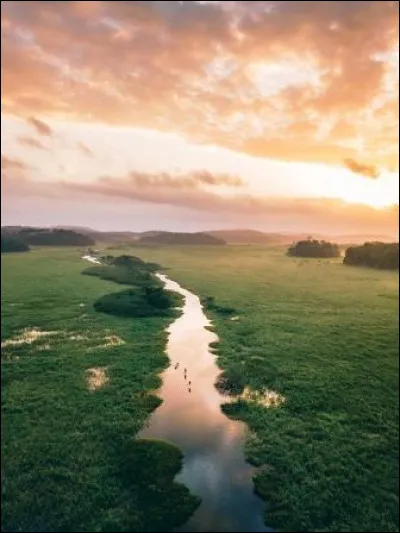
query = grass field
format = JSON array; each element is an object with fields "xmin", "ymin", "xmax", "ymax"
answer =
[
  {"xmin": 2, "ymin": 245, "xmax": 398, "ymax": 532},
  {"xmin": 1, "ymin": 247, "xmax": 199, "ymax": 532},
  {"xmin": 114, "ymin": 244, "xmax": 398, "ymax": 533}
]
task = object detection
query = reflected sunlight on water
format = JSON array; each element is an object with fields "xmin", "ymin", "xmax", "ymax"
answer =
[{"xmin": 138, "ymin": 274, "xmax": 271, "ymax": 532}]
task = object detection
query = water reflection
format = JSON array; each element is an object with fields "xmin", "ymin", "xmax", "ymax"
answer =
[{"xmin": 139, "ymin": 274, "xmax": 270, "ymax": 532}]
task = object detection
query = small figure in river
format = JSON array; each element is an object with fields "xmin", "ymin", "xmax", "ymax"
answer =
[
  {"xmin": 188, "ymin": 387, "xmax": 191, "ymax": 393},
  {"xmin": 188, "ymin": 381, "xmax": 191, "ymax": 386},
  {"xmin": 174, "ymin": 363, "xmax": 179, "ymax": 369}
]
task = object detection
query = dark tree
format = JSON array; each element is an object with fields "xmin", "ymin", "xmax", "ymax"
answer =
[
  {"xmin": 1, "ymin": 235, "xmax": 30, "ymax": 253},
  {"xmin": 344, "ymin": 242, "xmax": 399, "ymax": 270},
  {"xmin": 287, "ymin": 239, "xmax": 340, "ymax": 258},
  {"xmin": 20, "ymin": 229, "xmax": 95, "ymax": 246}
]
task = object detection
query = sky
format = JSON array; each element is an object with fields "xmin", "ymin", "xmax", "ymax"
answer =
[{"xmin": 1, "ymin": 0, "xmax": 399, "ymax": 235}]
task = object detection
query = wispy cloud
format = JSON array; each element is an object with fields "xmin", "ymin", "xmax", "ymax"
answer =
[
  {"xmin": 18, "ymin": 135, "xmax": 47, "ymax": 150},
  {"xmin": 1, "ymin": 154, "xmax": 27, "ymax": 170},
  {"xmin": 77, "ymin": 141, "xmax": 94, "ymax": 157},
  {"xmin": 27, "ymin": 116, "xmax": 53, "ymax": 137},
  {"xmin": 2, "ymin": 169, "xmax": 397, "ymax": 236}
]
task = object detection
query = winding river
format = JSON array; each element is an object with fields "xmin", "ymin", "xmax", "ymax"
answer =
[{"xmin": 139, "ymin": 274, "xmax": 270, "ymax": 532}]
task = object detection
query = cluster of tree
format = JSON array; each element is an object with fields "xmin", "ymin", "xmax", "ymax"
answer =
[
  {"xmin": 343, "ymin": 242, "xmax": 399, "ymax": 270},
  {"xmin": 2, "ymin": 227, "xmax": 95, "ymax": 246},
  {"xmin": 94, "ymin": 285, "xmax": 179, "ymax": 318},
  {"xmin": 138, "ymin": 231, "xmax": 226, "ymax": 246},
  {"xmin": 1, "ymin": 235, "xmax": 30, "ymax": 253},
  {"xmin": 287, "ymin": 238, "xmax": 340, "ymax": 258}
]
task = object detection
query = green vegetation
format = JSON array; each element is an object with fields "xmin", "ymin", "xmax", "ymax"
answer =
[
  {"xmin": 83, "ymin": 254, "xmax": 180, "ymax": 318},
  {"xmin": 202, "ymin": 295, "xmax": 237, "ymax": 316},
  {"xmin": 2, "ymin": 227, "xmax": 95, "ymax": 246},
  {"xmin": 1, "ymin": 234, "xmax": 30, "ymax": 253},
  {"xmin": 288, "ymin": 238, "xmax": 340, "ymax": 258},
  {"xmin": 82, "ymin": 254, "xmax": 159, "ymax": 287},
  {"xmin": 117, "ymin": 245, "xmax": 398, "ymax": 533},
  {"xmin": 1, "ymin": 248, "xmax": 199, "ymax": 532},
  {"xmin": 138, "ymin": 231, "xmax": 226, "ymax": 246},
  {"xmin": 344, "ymin": 242, "xmax": 399, "ymax": 270},
  {"xmin": 215, "ymin": 364, "xmax": 246, "ymax": 395},
  {"xmin": 94, "ymin": 286, "xmax": 180, "ymax": 318}
]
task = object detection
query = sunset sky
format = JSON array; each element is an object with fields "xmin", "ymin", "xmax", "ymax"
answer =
[{"xmin": 1, "ymin": 0, "xmax": 399, "ymax": 235}]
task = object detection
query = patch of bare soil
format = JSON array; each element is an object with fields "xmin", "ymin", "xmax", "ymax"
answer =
[
  {"xmin": 85, "ymin": 367, "xmax": 108, "ymax": 391},
  {"xmin": 1, "ymin": 328, "xmax": 59, "ymax": 348}
]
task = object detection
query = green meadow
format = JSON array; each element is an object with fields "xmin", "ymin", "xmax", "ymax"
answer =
[
  {"xmin": 1, "ymin": 248, "xmax": 199, "ymax": 532},
  {"xmin": 2, "ymin": 245, "xmax": 399, "ymax": 532},
  {"xmin": 120, "ymin": 245, "xmax": 399, "ymax": 532}
]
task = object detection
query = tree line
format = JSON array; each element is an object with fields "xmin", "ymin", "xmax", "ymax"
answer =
[{"xmin": 1, "ymin": 227, "xmax": 94, "ymax": 251}]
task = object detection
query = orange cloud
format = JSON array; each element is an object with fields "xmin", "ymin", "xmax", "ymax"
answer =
[
  {"xmin": 1, "ymin": 1, "xmax": 398, "ymax": 170},
  {"xmin": 344, "ymin": 158, "xmax": 380, "ymax": 179},
  {"xmin": 2, "ymin": 168, "xmax": 398, "ymax": 236}
]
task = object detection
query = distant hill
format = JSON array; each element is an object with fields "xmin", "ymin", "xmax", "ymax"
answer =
[
  {"xmin": 333, "ymin": 234, "xmax": 397, "ymax": 244},
  {"xmin": 139, "ymin": 231, "xmax": 226, "ymax": 246},
  {"xmin": 205, "ymin": 229, "xmax": 284, "ymax": 245},
  {"xmin": 205, "ymin": 230, "xmax": 330, "ymax": 245},
  {"xmin": 54, "ymin": 226, "xmax": 141, "ymax": 243},
  {"xmin": 3, "ymin": 226, "xmax": 396, "ymax": 246}
]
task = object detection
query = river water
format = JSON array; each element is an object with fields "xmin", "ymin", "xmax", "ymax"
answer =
[{"xmin": 139, "ymin": 274, "xmax": 270, "ymax": 532}]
